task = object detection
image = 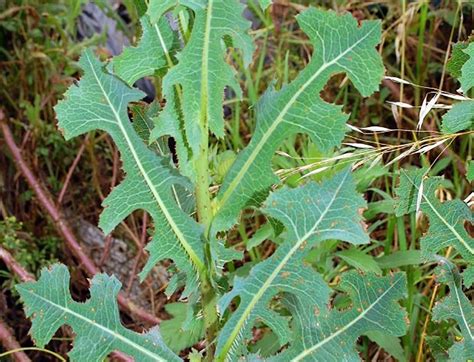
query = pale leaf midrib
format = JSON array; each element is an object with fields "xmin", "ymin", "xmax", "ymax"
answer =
[
  {"xmin": 216, "ymin": 24, "xmax": 378, "ymax": 216},
  {"xmin": 85, "ymin": 53, "xmax": 205, "ymax": 272},
  {"xmin": 291, "ymin": 276, "xmax": 402, "ymax": 361},
  {"xmin": 404, "ymin": 171, "xmax": 473, "ymax": 255},
  {"xmin": 451, "ymin": 271, "xmax": 474, "ymax": 341},
  {"xmin": 422, "ymin": 194, "xmax": 474, "ymax": 254},
  {"xmin": 22, "ymin": 289, "xmax": 166, "ymax": 361},
  {"xmin": 217, "ymin": 171, "xmax": 350, "ymax": 360}
]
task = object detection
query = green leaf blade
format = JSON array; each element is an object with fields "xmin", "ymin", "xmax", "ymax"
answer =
[
  {"xmin": 213, "ymin": 8, "xmax": 384, "ymax": 234},
  {"xmin": 112, "ymin": 16, "xmax": 174, "ymax": 85},
  {"xmin": 280, "ymin": 272, "xmax": 407, "ymax": 361},
  {"xmin": 152, "ymin": 0, "xmax": 253, "ymax": 156},
  {"xmin": 16, "ymin": 264, "xmax": 181, "ymax": 362},
  {"xmin": 395, "ymin": 168, "xmax": 473, "ymax": 264},
  {"xmin": 54, "ymin": 49, "xmax": 205, "ymax": 296},
  {"xmin": 432, "ymin": 261, "xmax": 474, "ymax": 360},
  {"xmin": 216, "ymin": 169, "xmax": 369, "ymax": 359},
  {"xmin": 459, "ymin": 42, "xmax": 474, "ymax": 94}
]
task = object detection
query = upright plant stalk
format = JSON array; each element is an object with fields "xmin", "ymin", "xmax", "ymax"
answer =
[{"xmin": 194, "ymin": 1, "xmax": 218, "ymax": 357}]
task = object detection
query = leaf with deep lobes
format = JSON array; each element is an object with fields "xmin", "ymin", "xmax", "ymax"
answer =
[
  {"xmin": 215, "ymin": 169, "xmax": 370, "ymax": 360},
  {"xmin": 55, "ymin": 49, "xmax": 205, "ymax": 298},
  {"xmin": 277, "ymin": 272, "xmax": 407, "ymax": 361},
  {"xmin": 395, "ymin": 168, "xmax": 473, "ymax": 265},
  {"xmin": 212, "ymin": 7, "xmax": 384, "ymax": 235},
  {"xmin": 16, "ymin": 264, "xmax": 181, "ymax": 362},
  {"xmin": 149, "ymin": 0, "xmax": 253, "ymax": 157},
  {"xmin": 432, "ymin": 261, "xmax": 474, "ymax": 361}
]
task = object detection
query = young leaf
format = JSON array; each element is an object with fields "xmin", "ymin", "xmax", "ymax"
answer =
[
  {"xmin": 54, "ymin": 49, "xmax": 205, "ymax": 296},
  {"xmin": 112, "ymin": 15, "xmax": 174, "ymax": 85},
  {"xmin": 442, "ymin": 41, "xmax": 474, "ymax": 134},
  {"xmin": 213, "ymin": 8, "xmax": 384, "ymax": 234},
  {"xmin": 277, "ymin": 272, "xmax": 407, "ymax": 361},
  {"xmin": 337, "ymin": 248, "xmax": 382, "ymax": 275},
  {"xmin": 395, "ymin": 168, "xmax": 473, "ymax": 264},
  {"xmin": 215, "ymin": 168, "xmax": 370, "ymax": 359},
  {"xmin": 148, "ymin": 0, "xmax": 253, "ymax": 156},
  {"xmin": 16, "ymin": 264, "xmax": 180, "ymax": 362},
  {"xmin": 432, "ymin": 260, "xmax": 474, "ymax": 360}
]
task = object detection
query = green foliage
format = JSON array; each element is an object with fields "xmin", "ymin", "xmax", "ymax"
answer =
[
  {"xmin": 54, "ymin": 49, "xmax": 205, "ymax": 298},
  {"xmin": 14, "ymin": 3, "xmax": 432, "ymax": 361},
  {"xmin": 160, "ymin": 303, "xmax": 205, "ymax": 353},
  {"xmin": 432, "ymin": 260, "xmax": 474, "ymax": 360},
  {"xmin": 112, "ymin": 16, "xmax": 175, "ymax": 85},
  {"xmin": 442, "ymin": 41, "xmax": 474, "ymax": 134},
  {"xmin": 277, "ymin": 272, "xmax": 407, "ymax": 361},
  {"xmin": 212, "ymin": 7, "xmax": 384, "ymax": 235},
  {"xmin": 17, "ymin": 264, "xmax": 179, "ymax": 361},
  {"xmin": 395, "ymin": 168, "xmax": 473, "ymax": 264},
  {"xmin": 0, "ymin": 217, "xmax": 58, "ymax": 276}
]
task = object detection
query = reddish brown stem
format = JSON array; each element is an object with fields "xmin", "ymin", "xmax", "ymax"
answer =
[
  {"xmin": 0, "ymin": 115, "xmax": 160, "ymax": 325},
  {"xmin": 0, "ymin": 245, "xmax": 34, "ymax": 282},
  {"xmin": 0, "ymin": 319, "xmax": 31, "ymax": 362}
]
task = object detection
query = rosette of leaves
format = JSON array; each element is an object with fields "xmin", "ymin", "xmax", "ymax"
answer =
[{"xmin": 16, "ymin": 3, "xmax": 409, "ymax": 361}]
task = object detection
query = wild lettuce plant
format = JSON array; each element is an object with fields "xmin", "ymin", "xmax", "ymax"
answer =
[{"xmin": 16, "ymin": 1, "xmax": 473, "ymax": 361}]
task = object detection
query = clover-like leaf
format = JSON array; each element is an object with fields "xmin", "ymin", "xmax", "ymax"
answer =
[
  {"xmin": 215, "ymin": 168, "xmax": 370, "ymax": 360},
  {"xmin": 16, "ymin": 264, "xmax": 180, "ymax": 362},
  {"xmin": 55, "ymin": 49, "xmax": 205, "ymax": 297},
  {"xmin": 212, "ymin": 7, "xmax": 384, "ymax": 235}
]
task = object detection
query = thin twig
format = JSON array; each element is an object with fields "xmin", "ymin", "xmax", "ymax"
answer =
[
  {"xmin": 126, "ymin": 212, "xmax": 148, "ymax": 296},
  {"xmin": 0, "ymin": 245, "xmax": 34, "ymax": 282},
  {"xmin": 0, "ymin": 320, "xmax": 31, "ymax": 362},
  {"xmin": 58, "ymin": 136, "xmax": 88, "ymax": 204},
  {"xmin": 0, "ymin": 114, "xmax": 160, "ymax": 326}
]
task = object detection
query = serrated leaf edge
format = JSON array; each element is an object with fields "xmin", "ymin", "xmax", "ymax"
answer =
[
  {"xmin": 216, "ymin": 169, "xmax": 351, "ymax": 359},
  {"xmin": 84, "ymin": 52, "xmax": 206, "ymax": 273},
  {"xmin": 17, "ymin": 285, "xmax": 169, "ymax": 361},
  {"xmin": 215, "ymin": 19, "xmax": 380, "ymax": 227},
  {"xmin": 291, "ymin": 274, "xmax": 405, "ymax": 361}
]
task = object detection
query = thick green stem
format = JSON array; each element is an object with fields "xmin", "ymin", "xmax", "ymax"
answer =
[{"xmin": 194, "ymin": 2, "xmax": 219, "ymax": 359}]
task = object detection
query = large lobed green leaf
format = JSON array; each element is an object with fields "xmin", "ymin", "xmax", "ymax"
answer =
[
  {"xmin": 212, "ymin": 7, "xmax": 384, "ymax": 235},
  {"xmin": 215, "ymin": 169, "xmax": 373, "ymax": 359},
  {"xmin": 277, "ymin": 272, "xmax": 407, "ymax": 361},
  {"xmin": 16, "ymin": 264, "xmax": 180, "ymax": 362},
  {"xmin": 395, "ymin": 168, "xmax": 473, "ymax": 265},
  {"xmin": 54, "ymin": 49, "xmax": 205, "ymax": 297}
]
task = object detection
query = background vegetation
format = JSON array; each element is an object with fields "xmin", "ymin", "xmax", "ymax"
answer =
[{"xmin": 0, "ymin": 0, "xmax": 472, "ymax": 360}]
